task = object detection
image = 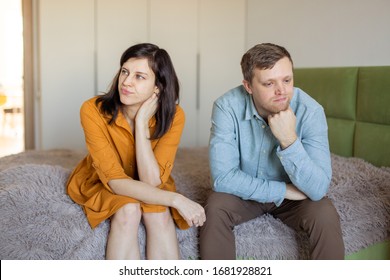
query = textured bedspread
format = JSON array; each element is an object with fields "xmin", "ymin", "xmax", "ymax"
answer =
[{"xmin": 0, "ymin": 148, "xmax": 389, "ymax": 259}]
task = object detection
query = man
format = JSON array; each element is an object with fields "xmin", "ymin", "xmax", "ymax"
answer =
[{"xmin": 200, "ymin": 43, "xmax": 344, "ymax": 260}]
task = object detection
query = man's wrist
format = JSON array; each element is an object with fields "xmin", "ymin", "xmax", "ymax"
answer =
[{"xmin": 280, "ymin": 135, "xmax": 297, "ymax": 150}]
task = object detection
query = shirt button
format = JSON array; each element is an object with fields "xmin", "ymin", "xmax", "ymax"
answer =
[{"xmin": 262, "ymin": 125, "xmax": 265, "ymax": 129}]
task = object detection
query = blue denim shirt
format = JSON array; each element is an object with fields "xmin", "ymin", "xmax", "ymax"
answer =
[{"xmin": 209, "ymin": 85, "xmax": 332, "ymax": 206}]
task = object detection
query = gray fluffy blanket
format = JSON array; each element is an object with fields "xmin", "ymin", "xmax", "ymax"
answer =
[{"xmin": 0, "ymin": 148, "xmax": 389, "ymax": 259}]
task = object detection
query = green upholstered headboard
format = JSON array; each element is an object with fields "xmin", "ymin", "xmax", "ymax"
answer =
[{"xmin": 294, "ymin": 66, "xmax": 390, "ymax": 167}]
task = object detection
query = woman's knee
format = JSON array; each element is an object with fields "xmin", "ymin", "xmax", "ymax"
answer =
[
  {"xmin": 111, "ymin": 203, "xmax": 142, "ymax": 229},
  {"xmin": 142, "ymin": 210, "xmax": 173, "ymax": 229}
]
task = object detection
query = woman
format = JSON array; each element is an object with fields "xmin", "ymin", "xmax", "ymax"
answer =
[{"xmin": 67, "ymin": 43, "xmax": 205, "ymax": 260}]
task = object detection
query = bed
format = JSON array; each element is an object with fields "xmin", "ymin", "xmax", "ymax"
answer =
[{"xmin": 0, "ymin": 66, "xmax": 389, "ymax": 259}]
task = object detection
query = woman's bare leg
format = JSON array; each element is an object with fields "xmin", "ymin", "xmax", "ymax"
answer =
[
  {"xmin": 106, "ymin": 203, "xmax": 142, "ymax": 259},
  {"xmin": 142, "ymin": 209, "xmax": 180, "ymax": 259}
]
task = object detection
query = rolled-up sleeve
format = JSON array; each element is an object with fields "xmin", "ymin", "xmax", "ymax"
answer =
[
  {"xmin": 153, "ymin": 105, "xmax": 185, "ymax": 184},
  {"xmin": 80, "ymin": 101, "xmax": 130, "ymax": 190}
]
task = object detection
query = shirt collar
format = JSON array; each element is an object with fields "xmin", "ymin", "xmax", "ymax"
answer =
[
  {"xmin": 116, "ymin": 110, "xmax": 128, "ymax": 128},
  {"xmin": 244, "ymin": 92, "xmax": 264, "ymax": 122},
  {"xmin": 116, "ymin": 110, "xmax": 156, "ymax": 130},
  {"xmin": 149, "ymin": 116, "xmax": 157, "ymax": 127}
]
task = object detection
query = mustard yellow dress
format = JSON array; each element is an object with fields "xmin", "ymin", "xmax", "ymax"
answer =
[{"xmin": 66, "ymin": 96, "xmax": 189, "ymax": 230}]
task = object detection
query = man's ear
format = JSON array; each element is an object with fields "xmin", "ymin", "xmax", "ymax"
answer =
[{"xmin": 242, "ymin": 79, "xmax": 252, "ymax": 94}]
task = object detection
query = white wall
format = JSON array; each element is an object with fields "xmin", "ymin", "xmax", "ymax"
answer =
[
  {"xmin": 198, "ymin": 0, "xmax": 246, "ymax": 146},
  {"xmin": 38, "ymin": 0, "xmax": 95, "ymax": 149},
  {"xmin": 246, "ymin": 0, "xmax": 390, "ymax": 67},
  {"xmin": 148, "ymin": 0, "xmax": 199, "ymax": 147},
  {"xmin": 35, "ymin": 0, "xmax": 390, "ymax": 150}
]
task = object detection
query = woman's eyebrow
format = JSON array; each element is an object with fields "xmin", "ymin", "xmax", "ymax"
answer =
[
  {"xmin": 122, "ymin": 67, "xmax": 149, "ymax": 76},
  {"xmin": 135, "ymin": 71, "xmax": 149, "ymax": 76}
]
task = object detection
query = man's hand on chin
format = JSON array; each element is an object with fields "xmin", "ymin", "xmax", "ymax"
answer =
[{"xmin": 268, "ymin": 106, "xmax": 297, "ymax": 149}]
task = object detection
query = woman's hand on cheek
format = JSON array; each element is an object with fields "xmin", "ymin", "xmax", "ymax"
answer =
[{"xmin": 136, "ymin": 93, "xmax": 159, "ymax": 125}]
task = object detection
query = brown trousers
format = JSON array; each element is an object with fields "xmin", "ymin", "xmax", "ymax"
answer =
[{"xmin": 199, "ymin": 192, "xmax": 345, "ymax": 260}]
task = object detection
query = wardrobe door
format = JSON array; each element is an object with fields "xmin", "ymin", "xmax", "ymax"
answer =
[
  {"xmin": 96, "ymin": 0, "xmax": 148, "ymax": 94},
  {"xmin": 198, "ymin": 0, "xmax": 246, "ymax": 146},
  {"xmin": 149, "ymin": 0, "xmax": 198, "ymax": 147},
  {"xmin": 38, "ymin": 0, "xmax": 95, "ymax": 149}
]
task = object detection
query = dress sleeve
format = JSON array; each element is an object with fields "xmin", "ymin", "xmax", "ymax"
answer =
[
  {"xmin": 80, "ymin": 100, "xmax": 130, "ymax": 189},
  {"xmin": 152, "ymin": 105, "xmax": 185, "ymax": 184}
]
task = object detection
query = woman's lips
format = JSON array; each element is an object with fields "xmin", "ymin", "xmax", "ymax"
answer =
[{"xmin": 121, "ymin": 88, "xmax": 134, "ymax": 95}]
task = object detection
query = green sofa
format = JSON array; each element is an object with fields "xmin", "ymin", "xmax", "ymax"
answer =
[
  {"xmin": 294, "ymin": 66, "xmax": 390, "ymax": 167},
  {"xmin": 294, "ymin": 66, "xmax": 390, "ymax": 259}
]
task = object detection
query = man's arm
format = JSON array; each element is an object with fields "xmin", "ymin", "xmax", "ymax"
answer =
[
  {"xmin": 270, "ymin": 106, "xmax": 332, "ymax": 201},
  {"xmin": 209, "ymin": 101, "xmax": 287, "ymax": 206},
  {"xmin": 285, "ymin": 183, "xmax": 307, "ymax": 200}
]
